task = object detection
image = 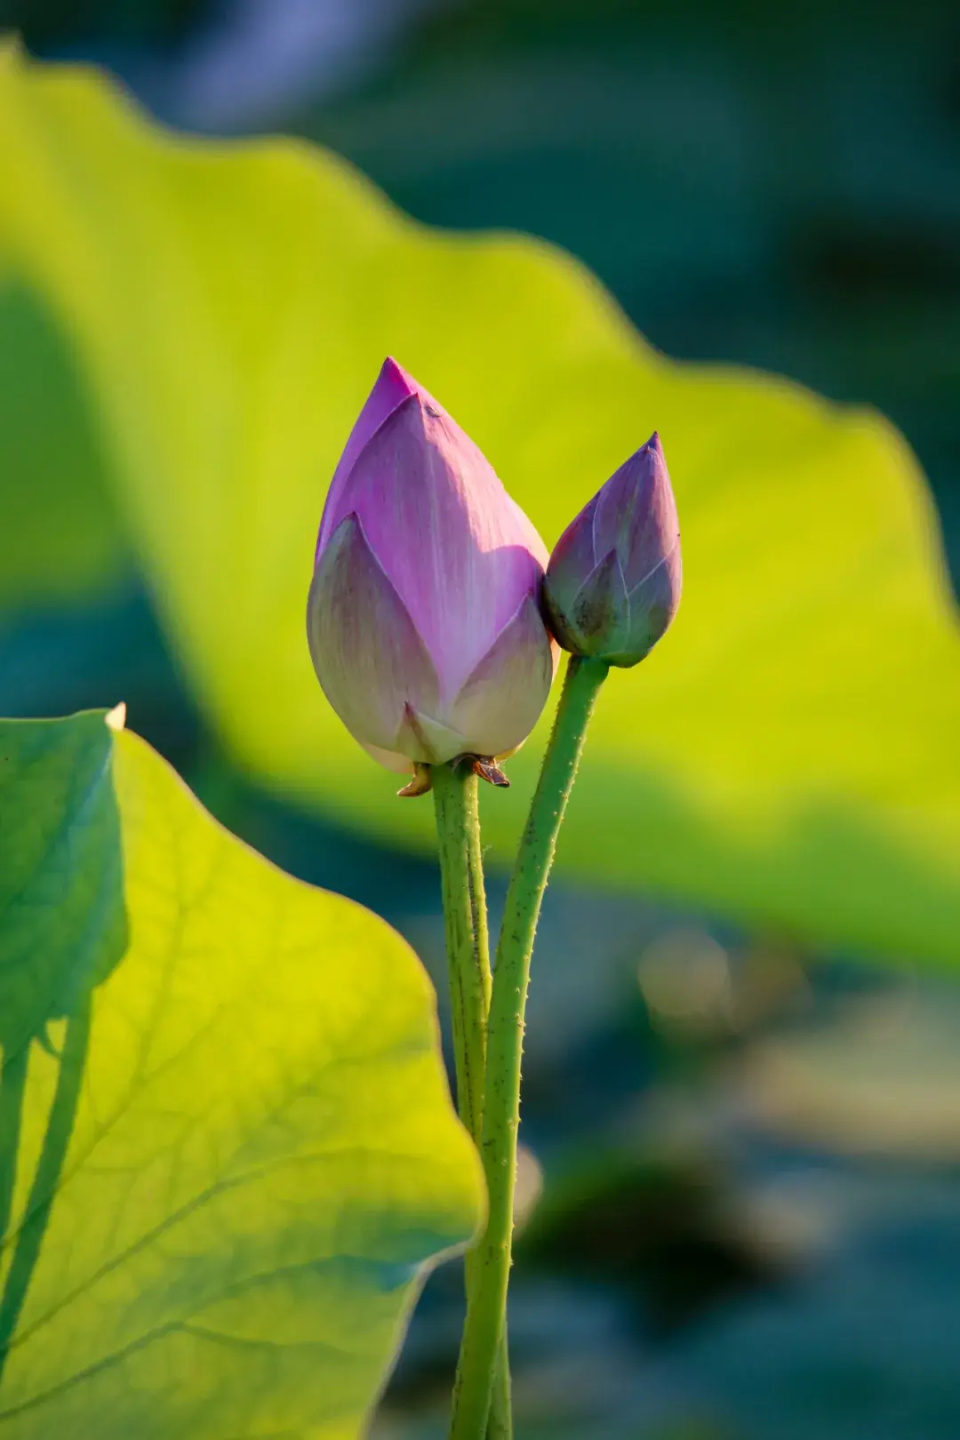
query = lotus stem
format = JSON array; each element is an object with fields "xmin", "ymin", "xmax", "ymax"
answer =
[
  {"xmin": 432, "ymin": 762, "xmax": 512, "ymax": 1437},
  {"xmin": 448, "ymin": 655, "xmax": 608, "ymax": 1439}
]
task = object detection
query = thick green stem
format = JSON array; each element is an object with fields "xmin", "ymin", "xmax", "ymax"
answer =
[
  {"xmin": 432, "ymin": 764, "xmax": 512, "ymax": 1438},
  {"xmin": 432, "ymin": 763, "xmax": 491, "ymax": 1139},
  {"xmin": 449, "ymin": 656, "xmax": 608, "ymax": 1440}
]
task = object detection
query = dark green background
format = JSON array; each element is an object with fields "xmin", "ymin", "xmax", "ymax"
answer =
[{"xmin": 2, "ymin": 3, "xmax": 959, "ymax": 1436}]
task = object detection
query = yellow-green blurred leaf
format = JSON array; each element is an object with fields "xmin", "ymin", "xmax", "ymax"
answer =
[
  {"xmin": 0, "ymin": 709, "xmax": 480, "ymax": 1437},
  {"xmin": 0, "ymin": 281, "xmax": 128, "ymax": 608},
  {"xmin": 0, "ymin": 49, "xmax": 957, "ymax": 963}
]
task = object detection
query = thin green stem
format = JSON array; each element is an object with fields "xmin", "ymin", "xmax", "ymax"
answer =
[
  {"xmin": 432, "ymin": 764, "xmax": 512, "ymax": 1438},
  {"xmin": 0, "ymin": 1000, "xmax": 92, "ymax": 1386},
  {"xmin": 0, "ymin": 1044, "xmax": 29, "ymax": 1261},
  {"xmin": 448, "ymin": 656, "xmax": 608, "ymax": 1440}
]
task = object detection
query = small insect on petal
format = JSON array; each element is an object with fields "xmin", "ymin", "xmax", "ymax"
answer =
[{"xmin": 471, "ymin": 758, "xmax": 511, "ymax": 788}]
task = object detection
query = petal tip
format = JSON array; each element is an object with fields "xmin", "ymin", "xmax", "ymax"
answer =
[
  {"xmin": 377, "ymin": 356, "xmax": 426, "ymax": 407},
  {"xmin": 377, "ymin": 358, "xmax": 451, "ymax": 426},
  {"xmin": 633, "ymin": 431, "xmax": 666, "ymax": 469},
  {"xmin": 105, "ymin": 701, "xmax": 127, "ymax": 732}
]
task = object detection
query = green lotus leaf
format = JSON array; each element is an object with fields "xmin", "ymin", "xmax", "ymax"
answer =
[
  {"xmin": 0, "ymin": 709, "xmax": 481, "ymax": 1438},
  {"xmin": 0, "ymin": 48, "xmax": 957, "ymax": 963}
]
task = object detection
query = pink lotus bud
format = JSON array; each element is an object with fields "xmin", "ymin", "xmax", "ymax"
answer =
[
  {"xmin": 308, "ymin": 358, "xmax": 558, "ymax": 777},
  {"xmin": 544, "ymin": 433, "xmax": 682, "ymax": 667}
]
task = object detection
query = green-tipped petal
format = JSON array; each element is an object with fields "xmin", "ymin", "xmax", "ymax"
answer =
[{"xmin": 394, "ymin": 704, "xmax": 467, "ymax": 765}]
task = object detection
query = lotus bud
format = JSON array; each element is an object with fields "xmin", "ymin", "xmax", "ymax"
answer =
[
  {"xmin": 307, "ymin": 358, "xmax": 558, "ymax": 787},
  {"xmin": 544, "ymin": 433, "xmax": 681, "ymax": 667}
]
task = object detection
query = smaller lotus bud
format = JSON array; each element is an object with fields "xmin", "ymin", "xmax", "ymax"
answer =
[{"xmin": 543, "ymin": 433, "xmax": 681, "ymax": 667}]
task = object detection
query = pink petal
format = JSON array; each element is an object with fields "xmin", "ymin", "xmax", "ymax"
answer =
[
  {"xmin": 544, "ymin": 490, "xmax": 600, "ymax": 609},
  {"xmin": 611, "ymin": 538, "xmax": 682, "ymax": 665},
  {"xmin": 320, "ymin": 383, "xmax": 548, "ymax": 698},
  {"xmin": 592, "ymin": 433, "xmax": 679, "ymax": 592},
  {"xmin": 568, "ymin": 547, "xmax": 632, "ymax": 657},
  {"xmin": 450, "ymin": 594, "xmax": 557, "ymax": 759},
  {"xmin": 306, "ymin": 512, "xmax": 440, "ymax": 755},
  {"xmin": 358, "ymin": 739, "xmax": 416, "ymax": 775},
  {"xmin": 316, "ymin": 357, "xmax": 420, "ymax": 562},
  {"xmin": 395, "ymin": 704, "xmax": 466, "ymax": 765}
]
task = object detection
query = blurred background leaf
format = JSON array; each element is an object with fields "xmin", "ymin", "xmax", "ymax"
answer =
[
  {"xmin": 0, "ymin": 48, "xmax": 956, "ymax": 964},
  {"xmin": 0, "ymin": 709, "xmax": 480, "ymax": 1437},
  {"xmin": 0, "ymin": 280, "xmax": 128, "ymax": 609}
]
